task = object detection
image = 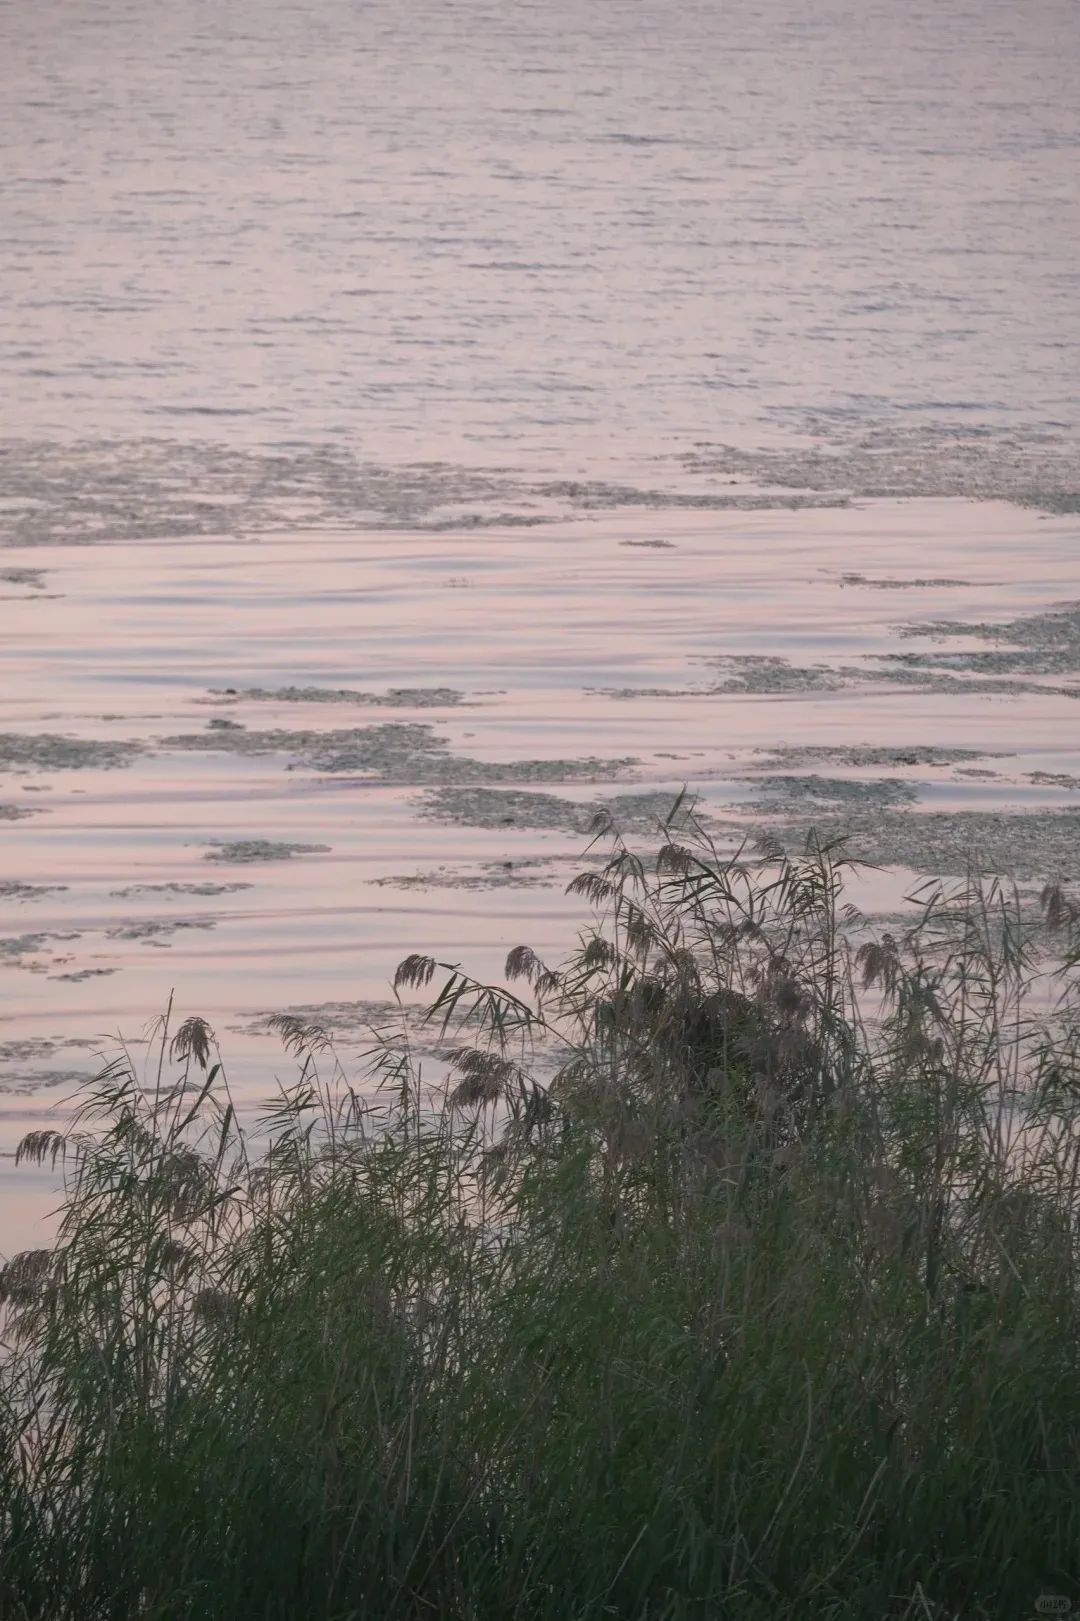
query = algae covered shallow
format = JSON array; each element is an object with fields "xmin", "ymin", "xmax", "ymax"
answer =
[
  {"xmin": 202, "ymin": 840, "xmax": 332, "ymax": 865},
  {"xmin": 0, "ymin": 497, "xmax": 1078, "ymax": 1154},
  {"xmin": 0, "ymin": 734, "xmax": 143, "ymax": 771}
]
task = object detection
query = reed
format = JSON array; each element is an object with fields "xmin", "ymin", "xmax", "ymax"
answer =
[{"xmin": 1, "ymin": 813, "xmax": 1078, "ymax": 1619}]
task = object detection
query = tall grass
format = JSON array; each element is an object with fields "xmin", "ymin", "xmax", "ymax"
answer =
[{"xmin": 2, "ymin": 817, "xmax": 1079, "ymax": 1619}]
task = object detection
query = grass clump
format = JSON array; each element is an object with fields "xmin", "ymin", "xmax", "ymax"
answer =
[{"xmin": 2, "ymin": 814, "xmax": 1080, "ymax": 1619}]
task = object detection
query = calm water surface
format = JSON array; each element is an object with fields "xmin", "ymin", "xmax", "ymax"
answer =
[{"xmin": 2, "ymin": 0, "xmax": 1078, "ymax": 461}]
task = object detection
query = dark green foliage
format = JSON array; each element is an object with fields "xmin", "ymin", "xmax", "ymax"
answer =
[{"xmin": 2, "ymin": 824, "xmax": 1079, "ymax": 1619}]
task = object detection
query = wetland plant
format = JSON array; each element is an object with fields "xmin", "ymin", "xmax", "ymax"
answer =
[{"xmin": 1, "ymin": 817, "xmax": 1079, "ymax": 1619}]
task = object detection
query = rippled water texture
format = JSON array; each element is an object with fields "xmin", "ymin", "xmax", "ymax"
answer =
[{"xmin": 3, "ymin": 0, "xmax": 1078, "ymax": 459}]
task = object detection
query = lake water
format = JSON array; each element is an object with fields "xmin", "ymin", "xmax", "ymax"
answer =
[
  {"xmin": 4, "ymin": 0, "xmax": 1079, "ymax": 459},
  {"xmin": 1, "ymin": 0, "xmax": 1078, "ymax": 1246}
]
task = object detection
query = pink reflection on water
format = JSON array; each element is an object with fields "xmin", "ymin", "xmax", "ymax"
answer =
[{"xmin": 0, "ymin": 498, "xmax": 1078, "ymax": 1243}]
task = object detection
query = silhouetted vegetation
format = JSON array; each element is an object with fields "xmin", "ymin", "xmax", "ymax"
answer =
[{"xmin": 2, "ymin": 814, "xmax": 1079, "ymax": 1619}]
